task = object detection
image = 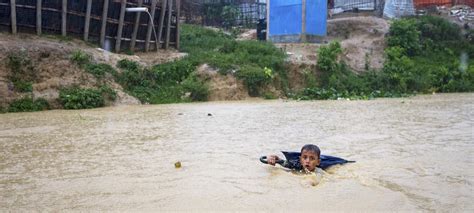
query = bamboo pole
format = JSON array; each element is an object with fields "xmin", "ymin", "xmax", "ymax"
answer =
[
  {"xmin": 84, "ymin": 0, "xmax": 92, "ymax": 41},
  {"xmin": 145, "ymin": 0, "xmax": 158, "ymax": 52},
  {"xmin": 130, "ymin": 0, "xmax": 144, "ymax": 51},
  {"xmin": 36, "ymin": 0, "xmax": 42, "ymax": 35},
  {"xmin": 10, "ymin": 0, "xmax": 17, "ymax": 34},
  {"xmin": 115, "ymin": 0, "xmax": 127, "ymax": 52},
  {"xmin": 62, "ymin": 0, "xmax": 67, "ymax": 36},
  {"xmin": 165, "ymin": 0, "xmax": 172, "ymax": 49},
  {"xmin": 157, "ymin": 0, "xmax": 167, "ymax": 50},
  {"xmin": 100, "ymin": 0, "xmax": 110, "ymax": 48},
  {"xmin": 175, "ymin": 0, "xmax": 180, "ymax": 49}
]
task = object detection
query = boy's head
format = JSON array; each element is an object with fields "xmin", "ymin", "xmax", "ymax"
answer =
[{"xmin": 300, "ymin": 144, "xmax": 321, "ymax": 172}]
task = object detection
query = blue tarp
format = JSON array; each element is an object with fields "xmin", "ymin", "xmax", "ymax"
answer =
[
  {"xmin": 306, "ymin": 0, "xmax": 327, "ymax": 36},
  {"xmin": 269, "ymin": 0, "xmax": 327, "ymax": 41},
  {"xmin": 269, "ymin": 0, "xmax": 302, "ymax": 36}
]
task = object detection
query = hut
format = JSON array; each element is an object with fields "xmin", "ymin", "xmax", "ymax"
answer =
[{"xmin": 383, "ymin": 0, "xmax": 415, "ymax": 18}]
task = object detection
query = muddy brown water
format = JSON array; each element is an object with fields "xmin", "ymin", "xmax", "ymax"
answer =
[{"xmin": 1, "ymin": 94, "xmax": 473, "ymax": 211}]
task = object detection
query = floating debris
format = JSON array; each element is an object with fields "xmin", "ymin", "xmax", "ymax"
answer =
[{"xmin": 174, "ymin": 161, "xmax": 181, "ymax": 168}]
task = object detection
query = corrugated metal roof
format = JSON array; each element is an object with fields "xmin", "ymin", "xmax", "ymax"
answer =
[{"xmin": 383, "ymin": 0, "xmax": 415, "ymax": 18}]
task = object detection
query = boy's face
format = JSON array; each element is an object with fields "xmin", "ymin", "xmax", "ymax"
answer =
[{"xmin": 300, "ymin": 150, "xmax": 320, "ymax": 172}]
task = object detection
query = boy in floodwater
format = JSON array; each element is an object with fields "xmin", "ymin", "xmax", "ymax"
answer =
[
  {"xmin": 267, "ymin": 144, "xmax": 321, "ymax": 173},
  {"xmin": 267, "ymin": 144, "xmax": 323, "ymax": 186}
]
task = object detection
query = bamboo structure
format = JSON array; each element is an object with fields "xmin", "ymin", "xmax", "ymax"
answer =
[{"xmin": 0, "ymin": 0, "xmax": 180, "ymax": 52}]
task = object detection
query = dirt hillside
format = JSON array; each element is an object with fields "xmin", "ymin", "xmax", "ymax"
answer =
[
  {"xmin": 0, "ymin": 33, "xmax": 185, "ymax": 108},
  {"xmin": 271, "ymin": 16, "xmax": 389, "ymax": 91},
  {"xmin": 1, "ymin": 16, "xmax": 390, "ymax": 107}
]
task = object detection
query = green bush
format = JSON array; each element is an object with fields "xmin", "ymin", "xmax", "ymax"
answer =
[
  {"xmin": 236, "ymin": 65, "xmax": 272, "ymax": 96},
  {"xmin": 59, "ymin": 87, "xmax": 104, "ymax": 109},
  {"xmin": 70, "ymin": 50, "xmax": 91, "ymax": 68},
  {"xmin": 317, "ymin": 41, "xmax": 343, "ymax": 73},
  {"xmin": 6, "ymin": 52, "xmax": 36, "ymax": 84},
  {"xmin": 387, "ymin": 19, "xmax": 421, "ymax": 56},
  {"xmin": 117, "ymin": 59, "xmax": 140, "ymax": 71},
  {"xmin": 151, "ymin": 59, "xmax": 196, "ymax": 85},
  {"xmin": 416, "ymin": 16, "xmax": 461, "ymax": 43},
  {"xmin": 12, "ymin": 80, "xmax": 33, "ymax": 93},
  {"xmin": 99, "ymin": 85, "xmax": 117, "ymax": 101},
  {"xmin": 182, "ymin": 74, "xmax": 210, "ymax": 101},
  {"xmin": 8, "ymin": 97, "xmax": 49, "ymax": 112},
  {"xmin": 85, "ymin": 63, "xmax": 116, "ymax": 78}
]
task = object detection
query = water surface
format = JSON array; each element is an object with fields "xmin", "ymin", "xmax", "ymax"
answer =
[{"xmin": 1, "ymin": 94, "xmax": 473, "ymax": 211}]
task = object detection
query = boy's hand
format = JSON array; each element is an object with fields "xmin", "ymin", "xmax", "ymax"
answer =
[{"xmin": 267, "ymin": 155, "xmax": 280, "ymax": 166}]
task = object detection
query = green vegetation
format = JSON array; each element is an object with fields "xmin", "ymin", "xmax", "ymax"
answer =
[
  {"xmin": 59, "ymin": 87, "xmax": 105, "ymax": 109},
  {"xmin": 386, "ymin": 16, "xmax": 473, "ymax": 93},
  {"xmin": 180, "ymin": 24, "xmax": 287, "ymax": 96},
  {"xmin": 296, "ymin": 16, "xmax": 473, "ymax": 100},
  {"xmin": 8, "ymin": 97, "xmax": 49, "ymax": 113},
  {"xmin": 115, "ymin": 59, "xmax": 204, "ymax": 103},
  {"xmin": 113, "ymin": 24, "xmax": 286, "ymax": 103},
  {"xmin": 70, "ymin": 50, "xmax": 91, "ymax": 68},
  {"xmin": 6, "ymin": 52, "xmax": 36, "ymax": 93},
  {"xmin": 85, "ymin": 63, "xmax": 116, "ymax": 79}
]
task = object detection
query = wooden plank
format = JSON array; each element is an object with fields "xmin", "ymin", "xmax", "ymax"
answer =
[
  {"xmin": 100, "ymin": 0, "xmax": 110, "ymax": 48},
  {"xmin": 145, "ymin": 0, "xmax": 158, "ymax": 52},
  {"xmin": 165, "ymin": 0, "xmax": 172, "ymax": 49},
  {"xmin": 84, "ymin": 0, "xmax": 92, "ymax": 41},
  {"xmin": 10, "ymin": 0, "xmax": 16, "ymax": 34},
  {"xmin": 130, "ymin": 0, "xmax": 144, "ymax": 51},
  {"xmin": 115, "ymin": 0, "xmax": 127, "ymax": 52},
  {"xmin": 175, "ymin": 0, "xmax": 180, "ymax": 49},
  {"xmin": 36, "ymin": 0, "xmax": 42, "ymax": 35},
  {"xmin": 157, "ymin": 0, "xmax": 167, "ymax": 50},
  {"xmin": 62, "ymin": 0, "xmax": 67, "ymax": 36}
]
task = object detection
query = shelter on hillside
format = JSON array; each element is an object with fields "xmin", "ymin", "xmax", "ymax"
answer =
[
  {"xmin": 383, "ymin": 0, "xmax": 415, "ymax": 18},
  {"xmin": 267, "ymin": 0, "xmax": 327, "ymax": 43}
]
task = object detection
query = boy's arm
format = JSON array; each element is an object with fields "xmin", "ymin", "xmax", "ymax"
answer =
[{"xmin": 267, "ymin": 155, "xmax": 291, "ymax": 168}]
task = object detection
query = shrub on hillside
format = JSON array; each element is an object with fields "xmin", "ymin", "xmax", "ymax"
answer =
[
  {"xmin": 59, "ymin": 87, "xmax": 104, "ymax": 109},
  {"xmin": 8, "ymin": 97, "xmax": 49, "ymax": 112},
  {"xmin": 70, "ymin": 50, "xmax": 91, "ymax": 68},
  {"xmin": 387, "ymin": 19, "xmax": 421, "ymax": 56}
]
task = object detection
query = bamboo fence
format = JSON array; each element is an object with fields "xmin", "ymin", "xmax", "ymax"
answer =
[{"xmin": 0, "ymin": 0, "xmax": 181, "ymax": 52}]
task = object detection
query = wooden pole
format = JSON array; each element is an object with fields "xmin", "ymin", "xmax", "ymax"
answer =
[
  {"xmin": 301, "ymin": 0, "xmax": 306, "ymax": 42},
  {"xmin": 10, "ymin": 0, "xmax": 17, "ymax": 34},
  {"xmin": 130, "ymin": 0, "xmax": 144, "ymax": 51},
  {"xmin": 175, "ymin": 0, "xmax": 180, "ymax": 50},
  {"xmin": 165, "ymin": 0, "xmax": 172, "ymax": 49},
  {"xmin": 62, "ymin": 0, "xmax": 67, "ymax": 36},
  {"xmin": 84, "ymin": 0, "xmax": 92, "ymax": 41},
  {"xmin": 37, "ymin": 0, "xmax": 42, "ymax": 35},
  {"xmin": 157, "ymin": 0, "xmax": 167, "ymax": 50},
  {"xmin": 115, "ymin": 0, "xmax": 127, "ymax": 52},
  {"xmin": 266, "ymin": 0, "xmax": 269, "ymax": 41},
  {"xmin": 100, "ymin": 0, "xmax": 110, "ymax": 48},
  {"xmin": 145, "ymin": 0, "xmax": 158, "ymax": 52}
]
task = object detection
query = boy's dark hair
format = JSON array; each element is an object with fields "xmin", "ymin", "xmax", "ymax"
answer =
[{"xmin": 301, "ymin": 144, "xmax": 321, "ymax": 158}]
